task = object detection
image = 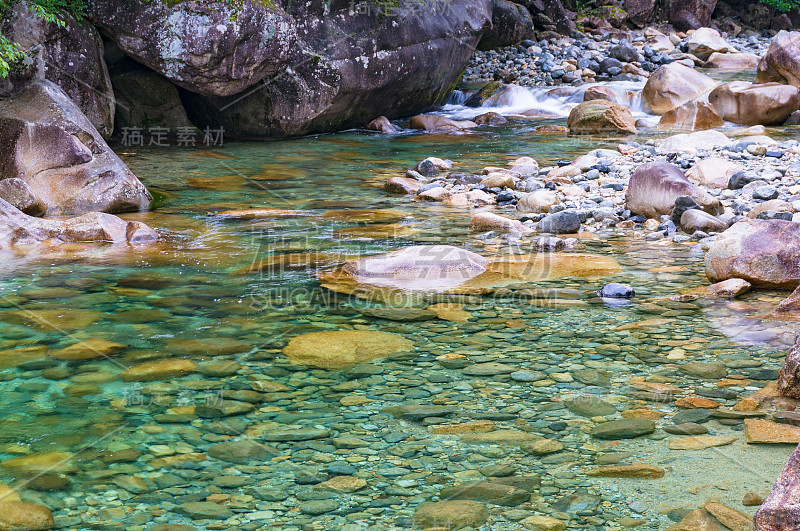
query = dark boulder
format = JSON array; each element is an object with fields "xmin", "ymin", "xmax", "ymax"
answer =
[
  {"xmin": 180, "ymin": 0, "xmax": 492, "ymax": 138},
  {"xmin": 478, "ymin": 0, "xmax": 535, "ymax": 51},
  {"xmin": 0, "ymin": 80, "xmax": 151, "ymax": 215},
  {"xmin": 667, "ymin": 0, "xmax": 718, "ymax": 31},
  {"xmin": 111, "ymin": 62, "xmax": 197, "ymax": 134},
  {"xmin": 0, "ymin": 0, "xmax": 114, "ymax": 138}
]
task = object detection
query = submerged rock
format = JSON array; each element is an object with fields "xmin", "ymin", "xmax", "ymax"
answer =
[
  {"xmin": 705, "ymin": 219, "xmax": 800, "ymax": 288},
  {"xmin": 0, "ymin": 501, "xmax": 55, "ymax": 530},
  {"xmin": 413, "ymin": 500, "xmax": 489, "ymax": 530},
  {"xmin": 755, "ymin": 441, "xmax": 800, "ymax": 530},
  {"xmin": 0, "ymin": 80, "xmax": 151, "ymax": 215},
  {"xmin": 0, "ymin": 197, "xmax": 157, "ymax": 249},
  {"xmin": 283, "ymin": 330, "xmax": 414, "ymax": 369}
]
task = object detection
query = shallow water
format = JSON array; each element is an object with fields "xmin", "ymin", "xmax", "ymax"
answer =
[{"xmin": 0, "ymin": 76, "xmax": 798, "ymax": 530}]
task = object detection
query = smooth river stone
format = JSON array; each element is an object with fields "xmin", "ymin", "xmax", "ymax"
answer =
[
  {"xmin": 413, "ymin": 500, "xmax": 489, "ymax": 530},
  {"xmin": 439, "ymin": 481, "xmax": 530, "ymax": 507},
  {"xmin": 0, "ymin": 452, "xmax": 77, "ymax": 475},
  {"xmin": 0, "ymin": 309, "xmax": 102, "ymax": 331},
  {"xmin": 586, "ymin": 464, "xmax": 665, "ymax": 478},
  {"xmin": 51, "ymin": 338, "xmax": 126, "ymax": 360},
  {"xmin": 283, "ymin": 330, "xmax": 414, "ymax": 369},
  {"xmin": 0, "ymin": 501, "xmax": 55, "ymax": 530},
  {"xmin": 590, "ymin": 419, "xmax": 656, "ymax": 439},
  {"xmin": 668, "ymin": 435, "xmax": 738, "ymax": 450},
  {"xmin": 120, "ymin": 359, "xmax": 198, "ymax": 381}
]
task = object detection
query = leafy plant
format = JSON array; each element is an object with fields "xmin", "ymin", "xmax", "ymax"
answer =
[{"xmin": 758, "ymin": 0, "xmax": 800, "ymax": 12}]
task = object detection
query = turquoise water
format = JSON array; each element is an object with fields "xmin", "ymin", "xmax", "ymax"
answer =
[{"xmin": 0, "ymin": 103, "xmax": 797, "ymax": 529}]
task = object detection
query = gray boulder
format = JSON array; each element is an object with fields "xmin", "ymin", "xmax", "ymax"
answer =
[
  {"xmin": 0, "ymin": 80, "xmax": 151, "ymax": 215},
  {"xmin": 0, "ymin": 0, "xmax": 114, "ymax": 138},
  {"xmin": 88, "ymin": 0, "xmax": 297, "ymax": 97},
  {"xmin": 180, "ymin": 0, "xmax": 492, "ymax": 138},
  {"xmin": 625, "ymin": 161, "xmax": 721, "ymax": 219},
  {"xmin": 478, "ymin": 0, "xmax": 535, "ymax": 51},
  {"xmin": 111, "ymin": 62, "xmax": 197, "ymax": 133}
]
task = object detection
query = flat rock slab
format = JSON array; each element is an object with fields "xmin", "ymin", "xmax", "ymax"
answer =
[
  {"xmin": 586, "ymin": 463, "xmax": 665, "ymax": 478},
  {"xmin": 591, "ymin": 419, "xmax": 656, "ymax": 439},
  {"xmin": 668, "ymin": 435, "xmax": 738, "ymax": 450},
  {"xmin": 745, "ymin": 419, "xmax": 800, "ymax": 444},
  {"xmin": 439, "ymin": 481, "xmax": 530, "ymax": 507},
  {"xmin": 461, "ymin": 430, "xmax": 543, "ymax": 445},
  {"xmin": 413, "ymin": 500, "xmax": 489, "ymax": 529}
]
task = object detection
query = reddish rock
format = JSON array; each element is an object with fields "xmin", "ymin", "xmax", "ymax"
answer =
[
  {"xmin": 625, "ymin": 161, "xmax": 721, "ymax": 219},
  {"xmin": 709, "ymin": 81, "xmax": 800, "ymax": 126},
  {"xmin": 567, "ymin": 100, "xmax": 637, "ymax": 134},
  {"xmin": 705, "ymin": 219, "xmax": 800, "ymax": 288},
  {"xmin": 757, "ymin": 30, "xmax": 800, "ymax": 88}
]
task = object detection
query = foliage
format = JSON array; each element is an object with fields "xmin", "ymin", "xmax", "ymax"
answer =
[{"xmin": 758, "ymin": 0, "xmax": 800, "ymax": 12}]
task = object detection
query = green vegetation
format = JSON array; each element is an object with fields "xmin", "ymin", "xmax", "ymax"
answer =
[{"xmin": 759, "ymin": 0, "xmax": 800, "ymax": 12}]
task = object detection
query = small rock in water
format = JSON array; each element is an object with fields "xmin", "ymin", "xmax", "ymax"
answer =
[{"xmin": 596, "ymin": 283, "xmax": 635, "ymax": 298}]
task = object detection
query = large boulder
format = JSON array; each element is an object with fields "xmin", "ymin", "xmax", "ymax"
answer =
[
  {"xmin": 566, "ymin": 100, "xmax": 637, "ymax": 134},
  {"xmin": 624, "ymin": 0, "xmax": 657, "ymax": 27},
  {"xmin": 754, "ymin": 441, "xmax": 800, "ymax": 529},
  {"xmin": 0, "ymin": 81, "xmax": 151, "ymax": 215},
  {"xmin": 111, "ymin": 62, "xmax": 197, "ymax": 133},
  {"xmin": 756, "ymin": 30, "xmax": 800, "ymax": 88},
  {"xmin": 667, "ymin": 1, "xmax": 718, "ymax": 31},
  {"xmin": 478, "ymin": 0, "xmax": 534, "ymax": 51},
  {"xmin": 0, "ymin": 0, "xmax": 114, "ymax": 138},
  {"xmin": 625, "ymin": 161, "xmax": 721, "ymax": 219},
  {"xmin": 88, "ymin": 0, "xmax": 297, "ymax": 97},
  {"xmin": 657, "ymin": 99, "xmax": 724, "ymax": 130},
  {"xmin": 180, "ymin": 0, "xmax": 492, "ymax": 138},
  {"xmin": 642, "ymin": 63, "xmax": 717, "ymax": 115},
  {"xmin": 686, "ymin": 158, "xmax": 743, "ymax": 188},
  {"xmin": 0, "ymin": 196, "xmax": 157, "ymax": 249},
  {"xmin": 705, "ymin": 219, "xmax": 800, "ymax": 288},
  {"xmin": 686, "ymin": 27, "xmax": 737, "ymax": 60},
  {"xmin": 709, "ymin": 81, "xmax": 800, "ymax": 126}
]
